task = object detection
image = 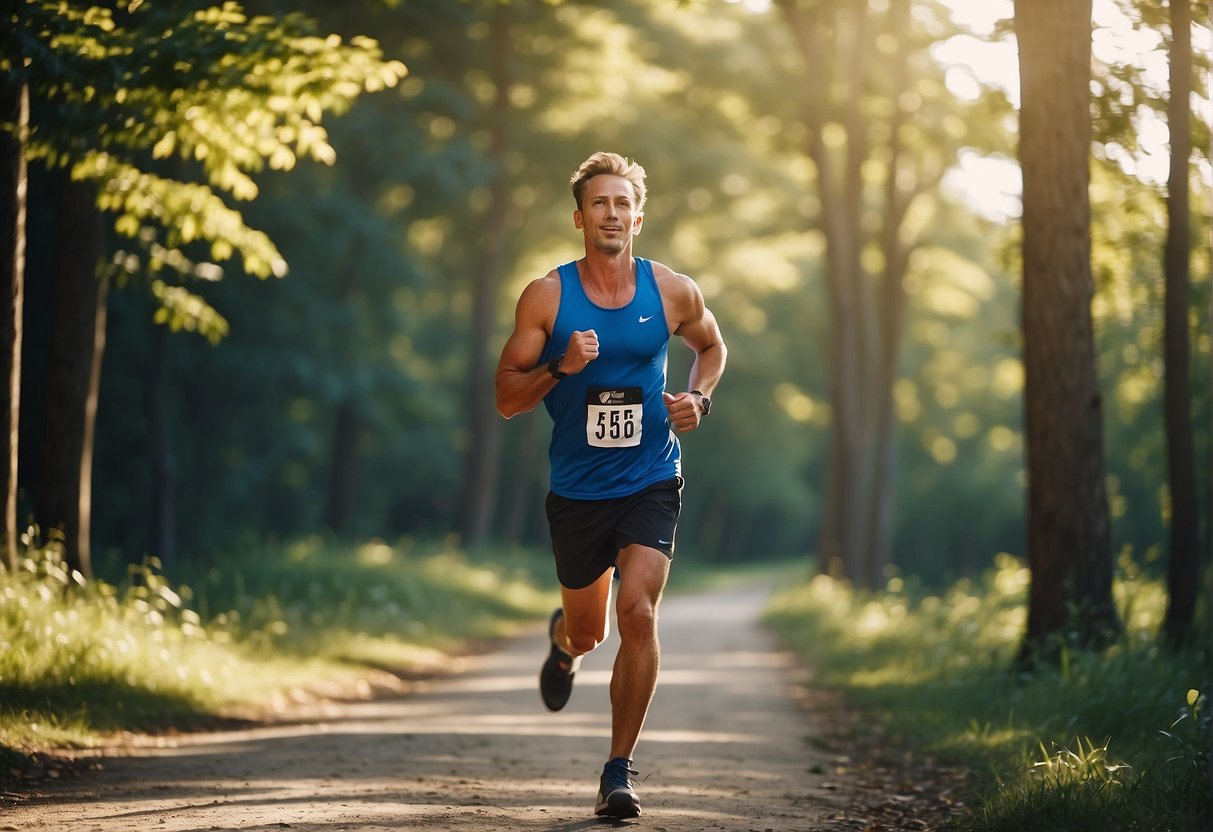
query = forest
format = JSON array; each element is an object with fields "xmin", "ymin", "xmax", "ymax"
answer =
[
  {"xmin": 6, "ymin": 0, "xmax": 1210, "ymax": 588},
  {"xmin": 1, "ymin": 0, "xmax": 1211, "ymax": 827}
]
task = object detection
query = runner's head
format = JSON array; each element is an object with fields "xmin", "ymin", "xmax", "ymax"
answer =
[{"xmin": 571, "ymin": 152, "xmax": 647, "ymax": 214}]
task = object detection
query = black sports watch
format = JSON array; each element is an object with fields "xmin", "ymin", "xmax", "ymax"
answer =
[
  {"xmin": 691, "ymin": 390, "xmax": 711, "ymax": 415},
  {"xmin": 547, "ymin": 353, "xmax": 568, "ymax": 380}
]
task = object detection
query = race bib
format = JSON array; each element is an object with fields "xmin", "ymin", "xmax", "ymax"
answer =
[{"xmin": 586, "ymin": 387, "xmax": 643, "ymax": 448}]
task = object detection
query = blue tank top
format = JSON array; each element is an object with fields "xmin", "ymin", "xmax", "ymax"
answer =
[{"xmin": 541, "ymin": 258, "xmax": 680, "ymax": 499}]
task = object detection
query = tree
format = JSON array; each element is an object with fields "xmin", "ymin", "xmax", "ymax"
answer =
[
  {"xmin": 1015, "ymin": 0, "xmax": 1118, "ymax": 659},
  {"xmin": 774, "ymin": 0, "xmax": 982, "ymax": 587},
  {"xmin": 5, "ymin": 0, "xmax": 404, "ymax": 575},
  {"xmin": 458, "ymin": 3, "xmax": 513, "ymax": 549},
  {"xmin": 0, "ymin": 23, "xmax": 26, "ymax": 571},
  {"xmin": 34, "ymin": 172, "xmax": 104, "ymax": 576},
  {"xmin": 1161, "ymin": 0, "xmax": 1199, "ymax": 646}
]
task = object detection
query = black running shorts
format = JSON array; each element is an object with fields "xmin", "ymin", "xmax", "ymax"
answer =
[{"xmin": 545, "ymin": 477, "xmax": 683, "ymax": 590}]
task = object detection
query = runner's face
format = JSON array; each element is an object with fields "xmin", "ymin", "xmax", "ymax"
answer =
[{"xmin": 575, "ymin": 175, "xmax": 643, "ymax": 254}]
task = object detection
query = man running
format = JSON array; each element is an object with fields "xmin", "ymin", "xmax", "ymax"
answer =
[{"xmin": 494, "ymin": 151, "xmax": 726, "ymax": 818}]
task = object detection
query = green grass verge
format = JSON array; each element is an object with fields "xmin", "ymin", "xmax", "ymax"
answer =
[
  {"xmin": 765, "ymin": 554, "xmax": 1213, "ymax": 832},
  {"xmin": 1, "ymin": 536, "xmax": 557, "ymax": 763}
]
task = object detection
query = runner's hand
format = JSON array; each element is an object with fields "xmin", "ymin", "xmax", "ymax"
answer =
[
  {"xmin": 561, "ymin": 329, "xmax": 598, "ymax": 375},
  {"xmin": 663, "ymin": 391, "xmax": 701, "ymax": 433}
]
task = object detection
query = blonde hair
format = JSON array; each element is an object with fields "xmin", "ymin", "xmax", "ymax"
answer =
[{"xmin": 569, "ymin": 151, "xmax": 647, "ymax": 213}]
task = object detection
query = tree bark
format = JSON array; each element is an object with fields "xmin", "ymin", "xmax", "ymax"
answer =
[
  {"xmin": 0, "ymin": 75, "xmax": 27, "ymax": 571},
  {"xmin": 458, "ymin": 5, "xmax": 511, "ymax": 549},
  {"xmin": 34, "ymin": 171, "xmax": 105, "ymax": 579},
  {"xmin": 1161, "ymin": 0, "xmax": 1198, "ymax": 646},
  {"xmin": 1015, "ymin": 0, "xmax": 1118, "ymax": 660}
]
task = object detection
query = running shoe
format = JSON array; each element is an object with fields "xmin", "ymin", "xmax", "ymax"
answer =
[
  {"xmin": 539, "ymin": 608, "xmax": 579, "ymax": 711},
  {"xmin": 595, "ymin": 757, "xmax": 641, "ymax": 818}
]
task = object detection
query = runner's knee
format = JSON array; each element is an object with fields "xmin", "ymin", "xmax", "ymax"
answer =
[
  {"xmin": 565, "ymin": 619, "xmax": 609, "ymax": 654},
  {"xmin": 616, "ymin": 600, "xmax": 657, "ymax": 643}
]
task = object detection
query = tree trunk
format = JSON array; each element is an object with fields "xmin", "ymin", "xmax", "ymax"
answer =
[
  {"xmin": 458, "ymin": 5, "xmax": 511, "ymax": 549},
  {"xmin": 34, "ymin": 171, "xmax": 105, "ymax": 579},
  {"xmin": 1161, "ymin": 0, "xmax": 1198, "ymax": 646},
  {"xmin": 864, "ymin": 0, "xmax": 913, "ymax": 584},
  {"xmin": 1015, "ymin": 0, "xmax": 1117, "ymax": 661},
  {"xmin": 0, "ymin": 75, "xmax": 27, "ymax": 571},
  {"xmin": 780, "ymin": 0, "xmax": 910, "ymax": 589}
]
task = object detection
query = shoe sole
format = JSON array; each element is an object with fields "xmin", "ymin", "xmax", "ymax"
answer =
[
  {"xmin": 539, "ymin": 649, "xmax": 574, "ymax": 711},
  {"xmin": 595, "ymin": 789, "xmax": 641, "ymax": 818},
  {"xmin": 540, "ymin": 609, "xmax": 574, "ymax": 711}
]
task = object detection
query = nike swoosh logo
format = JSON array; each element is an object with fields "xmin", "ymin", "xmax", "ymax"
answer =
[
  {"xmin": 658, "ymin": 539, "xmax": 673, "ymax": 545},
  {"xmin": 639, "ymin": 314, "xmax": 656, "ymax": 323}
]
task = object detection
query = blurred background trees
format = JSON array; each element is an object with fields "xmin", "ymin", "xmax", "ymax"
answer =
[{"xmin": 4, "ymin": 0, "xmax": 1210, "ymax": 612}]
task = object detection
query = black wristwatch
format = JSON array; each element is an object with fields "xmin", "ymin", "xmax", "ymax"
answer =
[
  {"xmin": 547, "ymin": 353, "xmax": 568, "ymax": 380},
  {"xmin": 691, "ymin": 390, "xmax": 711, "ymax": 415}
]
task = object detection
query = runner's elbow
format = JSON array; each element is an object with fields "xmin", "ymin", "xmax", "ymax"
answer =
[{"xmin": 496, "ymin": 396, "xmax": 531, "ymax": 419}]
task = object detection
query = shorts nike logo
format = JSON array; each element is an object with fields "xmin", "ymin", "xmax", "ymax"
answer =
[
  {"xmin": 658, "ymin": 539, "xmax": 672, "ymax": 545},
  {"xmin": 638, "ymin": 314, "xmax": 656, "ymax": 323}
]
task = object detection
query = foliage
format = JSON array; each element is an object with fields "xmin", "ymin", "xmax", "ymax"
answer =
[
  {"xmin": 0, "ymin": 531, "xmax": 554, "ymax": 756},
  {"xmin": 5, "ymin": 0, "xmax": 406, "ymax": 337},
  {"xmin": 766, "ymin": 555, "xmax": 1213, "ymax": 830},
  {"xmin": 12, "ymin": 0, "xmax": 1212, "ymax": 585},
  {"xmin": 174, "ymin": 534, "xmax": 554, "ymax": 663},
  {"xmin": 1, "ymin": 533, "xmax": 256, "ymax": 749}
]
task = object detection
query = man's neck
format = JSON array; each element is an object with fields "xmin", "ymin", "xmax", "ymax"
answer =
[
  {"xmin": 580, "ymin": 246, "xmax": 634, "ymax": 286},
  {"xmin": 578, "ymin": 246, "xmax": 635, "ymax": 308}
]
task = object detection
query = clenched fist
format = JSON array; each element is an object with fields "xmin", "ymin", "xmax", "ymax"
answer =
[
  {"xmin": 561, "ymin": 329, "xmax": 599, "ymax": 375},
  {"xmin": 663, "ymin": 391, "xmax": 702, "ymax": 433}
]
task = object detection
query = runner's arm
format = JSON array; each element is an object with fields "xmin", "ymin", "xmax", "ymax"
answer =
[
  {"xmin": 495, "ymin": 279, "xmax": 560, "ymax": 419},
  {"xmin": 665, "ymin": 273, "xmax": 726, "ymax": 429},
  {"xmin": 679, "ymin": 305, "xmax": 726, "ymax": 400}
]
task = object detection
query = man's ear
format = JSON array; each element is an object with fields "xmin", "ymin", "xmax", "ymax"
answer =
[
  {"xmin": 632, "ymin": 212, "xmax": 644, "ymax": 236},
  {"xmin": 573, "ymin": 209, "xmax": 583, "ymax": 230}
]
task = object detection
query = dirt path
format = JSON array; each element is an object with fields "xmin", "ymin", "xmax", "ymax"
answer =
[{"xmin": 3, "ymin": 582, "xmax": 890, "ymax": 832}]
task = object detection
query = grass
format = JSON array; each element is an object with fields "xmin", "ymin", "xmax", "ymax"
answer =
[
  {"xmin": 0, "ymin": 532, "xmax": 786, "ymax": 771},
  {"xmin": 765, "ymin": 553, "xmax": 1213, "ymax": 832},
  {"xmin": 0, "ymin": 534, "xmax": 557, "ymax": 767}
]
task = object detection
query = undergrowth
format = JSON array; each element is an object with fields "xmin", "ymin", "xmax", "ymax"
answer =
[
  {"xmin": 0, "ymin": 532, "xmax": 555, "ymax": 764},
  {"xmin": 766, "ymin": 553, "xmax": 1213, "ymax": 832}
]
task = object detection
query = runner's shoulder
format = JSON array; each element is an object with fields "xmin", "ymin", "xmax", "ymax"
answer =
[
  {"xmin": 517, "ymin": 269, "xmax": 563, "ymax": 318},
  {"xmin": 647, "ymin": 260, "xmax": 704, "ymax": 316}
]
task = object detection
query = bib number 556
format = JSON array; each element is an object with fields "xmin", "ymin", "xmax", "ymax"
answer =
[{"xmin": 586, "ymin": 386, "xmax": 643, "ymax": 449}]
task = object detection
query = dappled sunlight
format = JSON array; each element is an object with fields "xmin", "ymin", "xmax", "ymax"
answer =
[
  {"xmin": 848, "ymin": 663, "xmax": 934, "ymax": 690},
  {"xmin": 774, "ymin": 382, "xmax": 827, "ymax": 425},
  {"xmin": 4, "ymin": 0, "xmax": 1208, "ymax": 828},
  {"xmin": 718, "ymin": 233, "xmax": 822, "ymax": 294}
]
